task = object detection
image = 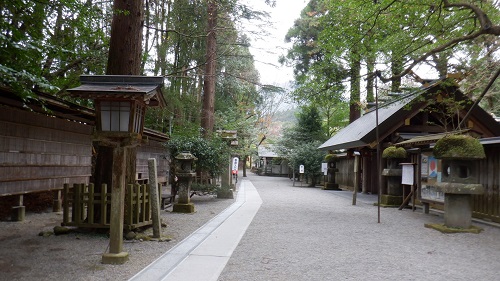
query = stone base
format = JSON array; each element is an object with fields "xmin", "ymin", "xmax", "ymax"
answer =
[
  {"xmin": 322, "ymin": 183, "xmax": 341, "ymax": 190},
  {"xmin": 444, "ymin": 193, "xmax": 473, "ymax": 229},
  {"xmin": 172, "ymin": 203, "xmax": 195, "ymax": 213},
  {"xmin": 379, "ymin": 194, "xmax": 403, "ymax": 207},
  {"xmin": 101, "ymin": 251, "xmax": 129, "ymax": 264},
  {"xmin": 424, "ymin": 223, "xmax": 483, "ymax": 234},
  {"xmin": 11, "ymin": 206, "xmax": 25, "ymax": 221},
  {"xmin": 217, "ymin": 190, "xmax": 234, "ymax": 199}
]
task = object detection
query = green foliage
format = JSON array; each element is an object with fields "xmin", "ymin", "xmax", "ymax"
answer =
[
  {"xmin": 433, "ymin": 135, "xmax": 486, "ymax": 159},
  {"xmin": 275, "ymin": 105, "xmax": 327, "ymax": 183},
  {"xmin": 166, "ymin": 136, "xmax": 229, "ymax": 177},
  {"xmin": 382, "ymin": 146, "xmax": 407, "ymax": 159},
  {"xmin": 0, "ymin": 1, "xmax": 109, "ymax": 99},
  {"xmin": 282, "ymin": 0, "xmax": 349, "ymax": 133},
  {"xmin": 288, "ymin": 141, "xmax": 326, "ymax": 180},
  {"xmin": 275, "ymin": 104, "xmax": 326, "ymax": 158},
  {"xmin": 283, "ymin": 0, "xmax": 500, "ymax": 127},
  {"xmin": 295, "ymin": 104, "xmax": 326, "ymax": 143}
]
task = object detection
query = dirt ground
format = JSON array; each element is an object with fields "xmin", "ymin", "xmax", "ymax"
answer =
[{"xmin": 0, "ymin": 194, "xmax": 235, "ymax": 281}]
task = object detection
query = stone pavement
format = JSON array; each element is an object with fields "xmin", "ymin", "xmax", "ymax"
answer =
[
  {"xmin": 132, "ymin": 173, "xmax": 500, "ymax": 281},
  {"xmin": 130, "ymin": 178, "xmax": 262, "ymax": 281}
]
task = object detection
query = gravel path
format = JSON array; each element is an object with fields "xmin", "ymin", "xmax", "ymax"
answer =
[
  {"xmin": 218, "ymin": 173, "xmax": 500, "ymax": 281},
  {"xmin": 3, "ymin": 173, "xmax": 500, "ymax": 281},
  {"xmin": 0, "ymin": 193, "xmax": 235, "ymax": 281}
]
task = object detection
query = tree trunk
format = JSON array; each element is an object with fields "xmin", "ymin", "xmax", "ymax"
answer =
[
  {"xmin": 391, "ymin": 54, "xmax": 403, "ymax": 93},
  {"xmin": 93, "ymin": 0, "xmax": 144, "ymax": 219},
  {"xmin": 201, "ymin": 0, "xmax": 217, "ymax": 137},
  {"xmin": 106, "ymin": 0, "xmax": 144, "ymax": 75},
  {"xmin": 349, "ymin": 51, "xmax": 361, "ymax": 123},
  {"xmin": 366, "ymin": 52, "xmax": 375, "ymax": 103},
  {"xmin": 242, "ymin": 155, "xmax": 248, "ymax": 177}
]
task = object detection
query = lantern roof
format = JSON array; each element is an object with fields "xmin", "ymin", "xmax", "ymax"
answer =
[
  {"xmin": 175, "ymin": 151, "xmax": 198, "ymax": 161},
  {"xmin": 67, "ymin": 75, "xmax": 166, "ymax": 107}
]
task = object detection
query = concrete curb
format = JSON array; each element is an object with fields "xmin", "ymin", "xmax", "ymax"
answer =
[{"xmin": 129, "ymin": 179, "xmax": 262, "ymax": 281}]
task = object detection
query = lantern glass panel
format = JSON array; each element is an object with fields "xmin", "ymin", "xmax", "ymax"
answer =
[
  {"xmin": 100, "ymin": 101, "xmax": 131, "ymax": 132},
  {"xmin": 133, "ymin": 103, "xmax": 144, "ymax": 133},
  {"xmin": 101, "ymin": 101, "xmax": 111, "ymax": 131}
]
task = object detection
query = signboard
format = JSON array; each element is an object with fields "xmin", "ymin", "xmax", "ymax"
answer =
[
  {"xmin": 421, "ymin": 185, "xmax": 445, "ymax": 203},
  {"xmin": 321, "ymin": 163, "xmax": 328, "ymax": 175},
  {"xmin": 401, "ymin": 163, "xmax": 414, "ymax": 185},
  {"xmin": 232, "ymin": 157, "xmax": 239, "ymax": 172},
  {"xmin": 299, "ymin": 165, "xmax": 304, "ymax": 174}
]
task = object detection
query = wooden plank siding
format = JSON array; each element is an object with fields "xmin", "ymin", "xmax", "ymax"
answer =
[
  {"xmin": 474, "ymin": 144, "xmax": 500, "ymax": 223},
  {"xmin": 136, "ymin": 135, "xmax": 169, "ymax": 184},
  {"xmin": 0, "ymin": 105, "xmax": 92, "ymax": 195},
  {"xmin": 335, "ymin": 157, "xmax": 355, "ymax": 190}
]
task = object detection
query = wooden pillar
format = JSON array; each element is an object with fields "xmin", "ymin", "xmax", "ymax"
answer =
[
  {"xmin": 362, "ymin": 153, "xmax": 370, "ymax": 194},
  {"xmin": 11, "ymin": 194, "xmax": 25, "ymax": 221},
  {"xmin": 102, "ymin": 146, "xmax": 129, "ymax": 264},
  {"xmin": 53, "ymin": 189, "xmax": 62, "ymax": 212}
]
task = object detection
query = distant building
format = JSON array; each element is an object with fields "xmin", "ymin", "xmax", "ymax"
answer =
[{"xmin": 257, "ymin": 145, "xmax": 289, "ymax": 176}]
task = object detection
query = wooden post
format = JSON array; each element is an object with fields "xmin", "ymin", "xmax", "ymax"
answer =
[
  {"xmin": 63, "ymin": 184, "xmax": 70, "ymax": 225},
  {"xmin": 352, "ymin": 155, "xmax": 359, "ymax": 205},
  {"xmin": 88, "ymin": 184, "xmax": 95, "ymax": 224},
  {"xmin": 74, "ymin": 184, "xmax": 82, "ymax": 224},
  {"xmin": 100, "ymin": 184, "xmax": 107, "ymax": 225},
  {"xmin": 102, "ymin": 146, "xmax": 129, "ymax": 264},
  {"xmin": 53, "ymin": 189, "xmax": 62, "ymax": 212},
  {"xmin": 148, "ymin": 158, "xmax": 161, "ymax": 238},
  {"xmin": 11, "ymin": 194, "xmax": 25, "ymax": 221}
]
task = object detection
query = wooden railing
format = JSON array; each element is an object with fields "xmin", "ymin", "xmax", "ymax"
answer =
[{"xmin": 62, "ymin": 183, "xmax": 157, "ymax": 230}]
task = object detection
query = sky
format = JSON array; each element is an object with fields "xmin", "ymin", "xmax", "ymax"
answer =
[{"xmin": 242, "ymin": 0, "xmax": 308, "ymax": 87}]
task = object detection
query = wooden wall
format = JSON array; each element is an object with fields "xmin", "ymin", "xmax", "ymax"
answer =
[
  {"xmin": 0, "ymin": 105, "xmax": 92, "ymax": 195},
  {"xmin": 335, "ymin": 156, "xmax": 355, "ymax": 190},
  {"xmin": 474, "ymin": 144, "xmax": 500, "ymax": 222},
  {"xmin": 0, "ymin": 103, "xmax": 170, "ymax": 197},
  {"xmin": 136, "ymin": 130, "xmax": 169, "ymax": 185}
]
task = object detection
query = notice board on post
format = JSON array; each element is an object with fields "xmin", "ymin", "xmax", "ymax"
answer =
[{"xmin": 401, "ymin": 163, "xmax": 415, "ymax": 185}]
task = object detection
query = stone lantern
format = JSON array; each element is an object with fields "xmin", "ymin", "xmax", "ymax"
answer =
[
  {"xmin": 172, "ymin": 151, "xmax": 197, "ymax": 213},
  {"xmin": 68, "ymin": 75, "xmax": 165, "ymax": 264},
  {"xmin": 381, "ymin": 146, "xmax": 407, "ymax": 207},
  {"xmin": 428, "ymin": 135, "xmax": 485, "ymax": 232},
  {"xmin": 323, "ymin": 153, "xmax": 340, "ymax": 190}
]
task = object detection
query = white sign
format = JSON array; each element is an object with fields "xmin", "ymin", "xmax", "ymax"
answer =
[
  {"xmin": 232, "ymin": 157, "xmax": 239, "ymax": 172},
  {"xmin": 401, "ymin": 163, "xmax": 414, "ymax": 185},
  {"xmin": 321, "ymin": 163, "xmax": 328, "ymax": 175},
  {"xmin": 299, "ymin": 165, "xmax": 304, "ymax": 174}
]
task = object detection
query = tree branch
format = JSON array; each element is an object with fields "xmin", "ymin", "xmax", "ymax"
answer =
[{"xmin": 377, "ymin": 1, "xmax": 500, "ymax": 83}]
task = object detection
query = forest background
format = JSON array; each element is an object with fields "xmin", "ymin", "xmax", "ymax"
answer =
[{"xmin": 2, "ymin": 0, "xmax": 500, "ymax": 178}]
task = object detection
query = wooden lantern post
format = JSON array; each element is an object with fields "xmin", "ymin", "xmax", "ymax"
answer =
[{"xmin": 68, "ymin": 75, "xmax": 165, "ymax": 264}]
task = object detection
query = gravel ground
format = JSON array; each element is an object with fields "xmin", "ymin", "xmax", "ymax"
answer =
[
  {"xmin": 3, "ymin": 174, "xmax": 500, "ymax": 281},
  {"xmin": 218, "ymin": 174, "xmax": 500, "ymax": 281},
  {"xmin": 0, "ymin": 193, "xmax": 235, "ymax": 281}
]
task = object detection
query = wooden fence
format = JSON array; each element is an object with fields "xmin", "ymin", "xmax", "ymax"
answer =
[
  {"xmin": 474, "ymin": 144, "xmax": 500, "ymax": 223},
  {"xmin": 63, "ymin": 183, "xmax": 159, "ymax": 230}
]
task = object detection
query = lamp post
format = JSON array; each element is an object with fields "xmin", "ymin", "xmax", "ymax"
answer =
[{"xmin": 68, "ymin": 75, "xmax": 165, "ymax": 264}]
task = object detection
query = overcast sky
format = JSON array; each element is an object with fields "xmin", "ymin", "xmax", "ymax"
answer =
[{"xmin": 242, "ymin": 0, "xmax": 308, "ymax": 87}]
